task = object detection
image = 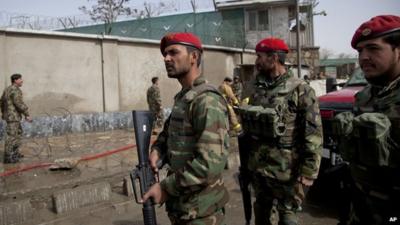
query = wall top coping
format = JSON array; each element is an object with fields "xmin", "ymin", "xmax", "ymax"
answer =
[{"xmin": 0, "ymin": 28, "xmax": 318, "ymax": 52}]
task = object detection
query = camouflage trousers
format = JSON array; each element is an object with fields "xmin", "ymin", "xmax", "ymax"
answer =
[
  {"xmin": 252, "ymin": 174, "xmax": 305, "ymax": 225},
  {"xmin": 347, "ymin": 182, "xmax": 400, "ymax": 225},
  {"xmin": 168, "ymin": 209, "xmax": 225, "ymax": 225},
  {"xmin": 4, "ymin": 122, "xmax": 23, "ymax": 163}
]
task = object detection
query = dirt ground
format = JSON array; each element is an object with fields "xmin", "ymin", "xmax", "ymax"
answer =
[
  {"xmin": 31, "ymin": 164, "xmax": 340, "ymax": 225},
  {"xmin": 0, "ymin": 129, "xmax": 341, "ymax": 225}
]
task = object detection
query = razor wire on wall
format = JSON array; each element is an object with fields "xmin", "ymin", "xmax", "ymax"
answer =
[{"xmin": 0, "ymin": 0, "xmax": 215, "ymax": 30}]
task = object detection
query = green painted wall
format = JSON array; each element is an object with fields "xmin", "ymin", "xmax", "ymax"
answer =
[{"xmin": 63, "ymin": 10, "xmax": 246, "ymax": 48}]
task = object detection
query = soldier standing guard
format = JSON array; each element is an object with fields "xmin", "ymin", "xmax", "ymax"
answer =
[
  {"xmin": 146, "ymin": 76, "xmax": 164, "ymax": 133},
  {"xmin": 337, "ymin": 15, "xmax": 400, "ymax": 225},
  {"xmin": 1, "ymin": 74, "xmax": 32, "ymax": 163},
  {"xmin": 238, "ymin": 37, "xmax": 323, "ymax": 225},
  {"xmin": 141, "ymin": 32, "xmax": 230, "ymax": 225}
]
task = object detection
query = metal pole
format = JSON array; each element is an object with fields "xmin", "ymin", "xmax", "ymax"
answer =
[
  {"xmin": 309, "ymin": 3, "xmax": 314, "ymax": 46},
  {"xmin": 100, "ymin": 37, "xmax": 106, "ymax": 112},
  {"xmin": 296, "ymin": 0, "xmax": 301, "ymax": 78}
]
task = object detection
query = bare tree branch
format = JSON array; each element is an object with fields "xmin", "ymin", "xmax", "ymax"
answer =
[
  {"xmin": 320, "ymin": 48, "xmax": 334, "ymax": 59},
  {"xmin": 79, "ymin": 0, "xmax": 133, "ymax": 34},
  {"xmin": 140, "ymin": 1, "xmax": 177, "ymax": 18},
  {"xmin": 190, "ymin": 0, "xmax": 197, "ymax": 13}
]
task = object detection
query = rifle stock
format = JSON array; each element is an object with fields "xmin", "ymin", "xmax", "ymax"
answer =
[
  {"xmin": 238, "ymin": 134, "xmax": 252, "ymax": 225},
  {"xmin": 130, "ymin": 110, "xmax": 157, "ymax": 225}
]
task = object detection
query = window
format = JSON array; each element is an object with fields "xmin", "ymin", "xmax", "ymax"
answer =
[
  {"xmin": 258, "ymin": 10, "xmax": 269, "ymax": 30},
  {"xmin": 247, "ymin": 9, "xmax": 269, "ymax": 31},
  {"xmin": 248, "ymin": 11, "xmax": 257, "ymax": 31}
]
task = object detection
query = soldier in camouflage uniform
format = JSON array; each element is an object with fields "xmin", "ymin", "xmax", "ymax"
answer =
[
  {"xmin": 340, "ymin": 15, "xmax": 400, "ymax": 225},
  {"xmin": 232, "ymin": 75, "xmax": 243, "ymax": 101},
  {"xmin": 146, "ymin": 76, "xmax": 164, "ymax": 130},
  {"xmin": 238, "ymin": 38, "xmax": 322, "ymax": 225},
  {"xmin": 1, "ymin": 74, "xmax": 32, "ymax": 163},
  {"xmin": 141, "ymin": 32, "xmax": 230, "ymax": 225}
]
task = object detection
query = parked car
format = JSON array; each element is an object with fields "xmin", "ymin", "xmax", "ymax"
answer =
[{"xmin": 318, "ymin": 67, "xmax": 368, "ymax": 167}]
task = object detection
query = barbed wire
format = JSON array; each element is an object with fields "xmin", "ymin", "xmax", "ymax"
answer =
[
  {"xmin": 0, "ymin": 11, "xmax": 93, "ymax": 30},
  {"xmin": 0, "ymin": 0, "xmax": 214, "ymax": 31}
]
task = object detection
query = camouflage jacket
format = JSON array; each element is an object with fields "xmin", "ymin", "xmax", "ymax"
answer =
[
  {"xmin": 232, "ymin": 81, "xmax": 243, "ymax": 100},
  {"xmin": 246, "ymin": 71, "xmax": 323, "ymax": 181},
  {"xmin": 1, "ymin": 84, "xmax": 30, "ymax": 122},
  {"xmin": 351, "ymin": 75, "xmax": 400, "ymax": 190},
  {"xmin": 151, "ymin": 76, "xmax": 230, "ymax": 220},
  {"xmin": 146, "ymin": 84, "xmax": 162, "ymax": 112},
  {"xmin": 218, "ymin": 82, "xmax": 239, "ymax": 105}
]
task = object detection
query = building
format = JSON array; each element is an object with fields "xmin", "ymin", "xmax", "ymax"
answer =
[{"xmin": 319, "ymin": 58, "xmax": 358, "ymax": 79}]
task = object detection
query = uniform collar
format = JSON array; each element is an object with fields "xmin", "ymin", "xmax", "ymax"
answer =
[
  {"xmin": 373, "ymin": 74, "xmax": 400, "ymax": 96},
  {"xmin": 192, "ymin": 75, "xmax": 206, "ymax": 87},
  {"xmin": 255, "ymin": 71, "xmax": 292, "ymax": 89},
  {"xmin": 175, "ymin": 75, "xmax": 206, "ymax": 99},
  {"xmin": 11, "ymin": 84, "xmax": 20, "ymax": 89}
]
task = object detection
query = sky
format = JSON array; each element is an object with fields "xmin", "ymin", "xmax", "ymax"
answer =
[
  {"xmin": 314, "ymin": 0, "xmax": 400, "ymax": 56},
  {"xmin": 1, "ymin": 0, "xmax": 399, "ymax": 56}
]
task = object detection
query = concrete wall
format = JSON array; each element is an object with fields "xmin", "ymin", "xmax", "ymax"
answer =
[
  {"xmin": 0, "ymin": 28, "xmax": 251, "ymax": 117},
  {"xmin": 202, "ymin": 50, "xmax": 241, "ymax": 85},
  {"xmin": 0, "ymin": 31, "xmax": 104, "ymax": 115}
]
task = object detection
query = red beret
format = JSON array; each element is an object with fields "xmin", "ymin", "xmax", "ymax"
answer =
[
  {"xmin": 160, "ymin": 32, "xmax": 202, "ymax": 54},
  {"xmin": 255, "ymin": 37, "xmax": 289, "ymax": 53},
  {"xmin": 351, "ymin": 15, "xmax": 400, "ymax": 49}
]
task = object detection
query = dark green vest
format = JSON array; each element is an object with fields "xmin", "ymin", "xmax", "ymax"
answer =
[
  {"xmin": 348, "ymin": 78, "xmax": 400, "ymax": 195},
  {"xmin": 240, "ymin": 73, "xmax": 304, "ymax": 148}
]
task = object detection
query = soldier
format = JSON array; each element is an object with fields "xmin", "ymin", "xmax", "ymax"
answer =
[
  {"xmin": 146, "ymin": 76, "xmax": 163, "ymax": 132},
  {"xmin": 1, "ymin": 74, "xmax": 32, "ymax": 163},
  {"xmin": 239, "ymin": 38, "xmax": 323, "ymax": 225},
  {"xmin": 343, "ymin": 15, "xmax": 400, "ymax": 225},
  {"xmin": 218, "ymin": 77, "xmax": 242, "ymax": 136},
  {"xmin": 141, "ymin": 32, "xmax": 230, "ymax": 225},
  {"xmin": 232, "ymin": 74, "xmax": 243, "ymax": 101}
]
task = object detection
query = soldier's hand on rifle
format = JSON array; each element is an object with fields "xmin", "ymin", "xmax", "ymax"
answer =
[
  {"xmin": 140, "ymin": 183, "xmax": 168, "ymax": 204},
  {"xmin": 297, "ymin": 176, "xmax": 314, "ymax": 186},
  {"xmin": 149, "ymin": 149, "xmax": 160, "ymax": 174}
]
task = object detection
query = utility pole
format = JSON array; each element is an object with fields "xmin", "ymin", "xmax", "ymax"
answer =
[
  {"xmin": 296, "ymin": 0, "xmax": 301, "ymax": 78},
  {"xmin": 191, "ymin": 0, "xmax": 197, "ymax": 35}
]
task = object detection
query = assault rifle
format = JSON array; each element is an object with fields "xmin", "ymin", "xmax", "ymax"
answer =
[
  {"xmin": 238, "ymin": 134, "xmax": 252, "ymax": 225},
  {"xmin": 130, "ymin": 110, "xmax": 157, "ymax": 225}
]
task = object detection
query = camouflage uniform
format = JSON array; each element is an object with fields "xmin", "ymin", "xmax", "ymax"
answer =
[
  {"xmin": 1, "ymin": 84, "xmax": 30, "ymax": 163},
  {"xmin": 241, "ymin": 71, "xmax": 322, "ymax": 225},
  {"xmin": 218, "ymin": 82, "xmax": 241, "ymax": 134},
  {"xmin": 147, "ymin": 84, "xmax": 163, "ymax": 128},
  {"xmin": 345, "ymin": 76, "xmax": 400, "ymax": 225},
  {"xmin": 151, "ymin": 76, "xmax": 230, "ymax": 225},
  {"xmin": 231, "ymin": 78, "xmax": 243, "ymax": 101}
]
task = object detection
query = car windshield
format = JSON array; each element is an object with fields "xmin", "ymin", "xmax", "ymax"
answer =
[{"xmin": 345, "ymin": 68, "xmax": 368, "ymax": 87}]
